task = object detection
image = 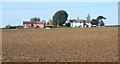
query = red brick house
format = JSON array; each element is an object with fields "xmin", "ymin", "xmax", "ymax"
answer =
[{"xmin": 23, "ymin": 21, "xmax": 45, "ymax": 28}]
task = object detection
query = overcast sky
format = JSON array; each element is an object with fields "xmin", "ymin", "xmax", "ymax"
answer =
[{"xmin": 1, "ymin": 2, "xmax": 119, "ymax": 28}]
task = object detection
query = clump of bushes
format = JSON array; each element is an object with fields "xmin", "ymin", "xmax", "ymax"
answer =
[
  {"xmin": 5, "ymin": 25, "xmax": 23, "ymax": 29},
  {"xmin": 5, "ymin": 25, "xmax": 11, "ymax": 29}
]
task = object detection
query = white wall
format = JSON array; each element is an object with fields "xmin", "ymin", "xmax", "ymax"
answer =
[
  {"xmin": 70, "ymin": 22, "xmax": 91, "ymax": 27},
  {"xmin": 86, "ymin": 23, "xmax": 91, "ymax": 27},
  {"xmin": 70, "ymin": 22, "xmax": 84, "ymax": 27}
]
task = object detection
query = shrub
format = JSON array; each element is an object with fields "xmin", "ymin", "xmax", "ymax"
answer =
[{"xmin": 5, "ymin": 25, "xmax": 11, "ymax": 29}]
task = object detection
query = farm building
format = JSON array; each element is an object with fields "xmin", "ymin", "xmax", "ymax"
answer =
[
  {"xmin": 70, "ymin": 17, "xmax": 91, "ymax": 27},
  {"xmin": 70, "ymin": 14, "xmax": 91, "ymax": 27},
  {"xmin": 23, "ymin": 21, "xmax": 45, "ymax": 28}
]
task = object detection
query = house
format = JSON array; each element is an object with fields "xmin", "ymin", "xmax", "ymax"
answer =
[
  {"xmin": 70, "ymin": 17, "xmax": 91, "ymax": 27},
  {"xmin": 23, "ymin": 21, "xmax": 45, "ymax": 28},
  {"xmin": 70, "ymin": 14, "xmax": 91, "ymax": 28}
]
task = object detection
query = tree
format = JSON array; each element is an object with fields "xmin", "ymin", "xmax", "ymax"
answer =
[
  {"xmin": 5, "ymin": 25, "xmax": 11, "ymax": 29},
  {"xmin": 97, "ymin": 16, "xmax": 106, "ymax": 21},
  {"xmin": 91, "ymin": 19, "xmax": 99, "ymax": 25},
  {"xmin": 64, "ymin": 20, "xmax": 70, "ymax": 27},
  {"xmin": 97, "ymin": 16, "xmax": 106, "ymax": 26},
  {"xmin": 53, "ymin": 10, "xmax": 68, "ymax": 27},
  {"xmin": 65, "ymin": 22, "xmax": 70, "ymax": 27},
  {"xmin": 30, "ymin": 17, "xmax": 40, "ymax": 22},
  {"xmin": 47, "ymin": 19, "xmax": 54, "ymax": 25},
  {"xmin": 100, "ymin": 21, "xmax": 105, "ymax": 26},
  {"xmin": 91, "ymin": 16, "xmax": 106, "ymax": 26}
]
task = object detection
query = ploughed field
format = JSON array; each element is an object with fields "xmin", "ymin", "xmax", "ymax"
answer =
[{"xmin": 2, "ymin": 27, "xmax": 118, "ymax": 62}]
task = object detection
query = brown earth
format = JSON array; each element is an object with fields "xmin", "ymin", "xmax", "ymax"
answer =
[{"xmin": 2, "ymin": 27, "xmax": 118, "ymax": 62}]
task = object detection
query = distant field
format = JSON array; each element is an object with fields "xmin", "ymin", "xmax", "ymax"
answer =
[{"xmin": 2, "ymin": 27, "xmax": 118, "ymax": 62}]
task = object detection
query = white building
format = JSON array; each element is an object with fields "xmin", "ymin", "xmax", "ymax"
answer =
[
  {"xmin": 70, "ymin": 14, "xmax": 91, "ymax": 27},
  {"xmin": 70, "ymin": 18, "xmax": 91, "ymax": 27}
]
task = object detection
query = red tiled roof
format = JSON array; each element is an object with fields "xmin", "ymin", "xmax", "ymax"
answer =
[{"xmin": 23, "ymin": 21, "xmax": 44, "ymax": 24}]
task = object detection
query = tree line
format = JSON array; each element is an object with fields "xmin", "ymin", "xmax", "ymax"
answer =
[
  {"xmin": 5, "ymin": 10, "xmax": 107, "ymax": 29},
  {"xmin": 28, "ymin": 10, "xmax": 106, "ymax": 27}
]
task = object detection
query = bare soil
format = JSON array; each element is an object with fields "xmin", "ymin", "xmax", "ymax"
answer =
[{"xmin": 2, "ymin": 27, "xmax": 118, "ymax": 62}]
